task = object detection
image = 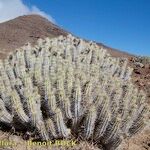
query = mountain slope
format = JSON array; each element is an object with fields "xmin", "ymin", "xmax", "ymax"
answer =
[
  {"xmin": 0, "ymin": 15, "xmax": 132, "ymax": 59},
  {"xmin": 0, "ymin": 15, "xmax": 68, "ymax": 59}
]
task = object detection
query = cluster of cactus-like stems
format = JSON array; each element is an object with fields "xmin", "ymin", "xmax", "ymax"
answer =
[{"xmin": 0, "ymin": 35, "xmax": 149, "ymax": 150}]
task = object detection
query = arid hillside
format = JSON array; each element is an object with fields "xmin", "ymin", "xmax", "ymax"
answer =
[
  {"xmin": 0, "ymin": 15, "xmax": 149, "ymax": 150},
  {"xmin": 0, "ymin": 15, "xmax": 133, "ymax": 59},
  {"xmin": 0, "ymin": 15, "xmax": 67, "ymax": 59}
]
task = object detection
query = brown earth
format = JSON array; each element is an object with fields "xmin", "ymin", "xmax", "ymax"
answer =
[
  {"xmin": 0, "ymin": 15, "xmax": 68, "ymax": 59},
  {"xmin": 0, "ymin": 15, "xmax": 149, "ymax": 150}
]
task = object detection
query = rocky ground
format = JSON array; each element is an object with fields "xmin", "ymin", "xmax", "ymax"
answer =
[{"xmin": 0, "ymin": 15, "xmax": 149, "ymax": 150}]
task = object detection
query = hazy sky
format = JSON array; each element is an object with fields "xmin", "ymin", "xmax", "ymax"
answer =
[{"xmin": 1, "ymin": 0, "xmax": 150, "ymax": 56}]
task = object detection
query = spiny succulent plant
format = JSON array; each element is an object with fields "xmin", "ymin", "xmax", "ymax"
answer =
[{"xmin": 0, "ymin": 34, "xmax": 149, "ymax": 150}]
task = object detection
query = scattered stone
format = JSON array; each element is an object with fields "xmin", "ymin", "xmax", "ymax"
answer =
[{"xmin": 134, "ymin": 62, "xmax": 144, "ymax": 68}]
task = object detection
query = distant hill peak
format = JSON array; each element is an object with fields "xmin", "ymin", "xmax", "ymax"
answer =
[{"xmin": 0, "ymin": 15, "xmax": 68, "ymax": 59}]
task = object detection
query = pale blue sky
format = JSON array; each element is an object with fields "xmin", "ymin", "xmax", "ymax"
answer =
[{"xmin": 22, "ymin": 0, "xmax": 150, "ymax": 56}]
